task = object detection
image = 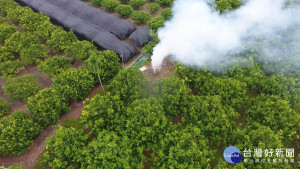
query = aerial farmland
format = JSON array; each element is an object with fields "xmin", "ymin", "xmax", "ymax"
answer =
[{"xmin": 0, "ymin": 0, "xmax": 299, "ymax": 168}]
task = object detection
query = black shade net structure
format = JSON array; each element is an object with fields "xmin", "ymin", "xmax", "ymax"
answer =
[
  {"xmin": 15, "ymin": 0, "xmax": 147, "ymax": 62},
  {"xmin": 129, "ymin": 28, "xmax": 151, "ymax": 47}
]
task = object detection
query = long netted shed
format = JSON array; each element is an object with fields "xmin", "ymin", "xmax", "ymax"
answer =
[
  {"xmin": 129, "ymin": 28, "xmax": 152, "ymax": 47},
  {"xmin": 15, "ymin": 0, "xmax": 139, "ymax": 62}
]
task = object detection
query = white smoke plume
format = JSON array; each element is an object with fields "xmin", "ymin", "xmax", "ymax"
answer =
[{"xmin": 151, "ymin": 0, "xmax": 300, "ymax": 71}]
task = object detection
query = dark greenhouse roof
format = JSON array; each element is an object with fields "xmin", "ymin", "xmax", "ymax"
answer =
[{"xmin": 15, "ymin": 0, "xmax": 140, "ymax": 62}]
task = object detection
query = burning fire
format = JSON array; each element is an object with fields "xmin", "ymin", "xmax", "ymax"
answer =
[{"xmin": 151, "ymin": 68, "xmax": 161, "ymax": 75}]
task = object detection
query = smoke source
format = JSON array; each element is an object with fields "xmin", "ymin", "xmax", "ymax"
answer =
[{"xmin": 151, "ymin": 0, "xmax": 300, "ymax": 71}]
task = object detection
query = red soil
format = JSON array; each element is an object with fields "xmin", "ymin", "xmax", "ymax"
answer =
[
  {"xmin": 71, "ymin": 59, "xmax": 84, "ymax": 68},
  {"xmin": 16, "ymin": 65, "xmax": 53, "ymax": 89},
  {"xmin": 86, "ymin": 84, "xmax": 104, "ymax": 99},
  {"xmin": 143, "ymin": 149, "xmax": 153, "ymax": 169}
]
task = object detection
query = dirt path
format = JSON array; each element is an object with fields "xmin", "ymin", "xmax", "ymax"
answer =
[
  {"xmin": 0, "ymin": 85, "xmax": 102, "ymax": 169},
  {"xmin": 86, "ymin": 84, "xmax": 104, "ymax": 99}
]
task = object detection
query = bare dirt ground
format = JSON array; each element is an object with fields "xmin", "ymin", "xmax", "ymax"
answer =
[
  {"xmin": 143, "ymin": 149, "xmax": 153, "ymax": 169},
  {"xmin": 86, "ymin": 84, "xmax": 104, "ymax": 99},
  {"xmin": 143, "ymin": 57, "xmax": 176, "ymax": 85},
  {"xmin": 71, "ymin": 59, "xmax": 84, "ymax": 68},
  {"xmin": 0, "ymin": 84, "xmax": 101, "ymax": 169},
  {"xmin": 16, "ymin": 65, "xmax": 53, "ymax": 89}
]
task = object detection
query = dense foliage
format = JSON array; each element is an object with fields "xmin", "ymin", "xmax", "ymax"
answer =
[
  {"xmin": 41, "ymin": 127, "xmax": 88, "ymax": 169},
  {"xmin": 0, "ymin": 98, "xmax": 10, "ymax": 117},
  {"xmin": 65, "ymin": 40, "xmax": 97, "ymax": 61},
  {"xmin": 115, "ymin": 4, "xmax": 133, "ymax": 17},
  {"xmin": 108, "ymin": 67, "xmax": 147, "ymax": 105},
  {"xmin": 27, "ymin": 88, "xmax": 70, "ymax": 127},
  {"xmin": 215, "ymin": 0, "xmax": 242, "ymax": 13},
  {"xmin": 101, "ymin": 0, "xmax": 120, "ymax": 11},
  {"xmin": 5, "ymin": 32, "xmax": 40, "ymax": 53},
  {"xmin": 91, "ymin": 0, "xmax": 102, "ymax": 5},
  {"xmin": 82, "ymin": 130, "xmax": 145, "ymax": 169},
  {"xmin": 6, "ymin": 4, "xmax": 56, "ymax": 39},
  {"xmin": 129, "ymin": 0, "xmax": 145, "ymax": 9},
  {"xmin": 47, "ymin": 29, "xmax": 77, "ymax": 52},
  {"xmin": 152, "ymin": 77, "xmax": 190, "ymax": 117},
  {"xmin": 0, "ymin": 0, "xmax": 19, "ymax": 15},
  {"xmin": 246, "ymin": 95, "xmax": 300, "ymax": 139},
  {"xmin": 147, "ymin": 16, "xmax": 165, "ymax": 31},
  {"xmin": 175, "ymin": 64, "xmax": 247, "ymax": 108},
  {"xmin": 156, "ymin": 0, "xmax": 173, "ymax": 6},
  {"xmin": 4, "ymin": 32, "xmax": 48, "ymax": 65},
  {"xmin": 38, "ymin": 60, "xmax": 300, "ymax": 168},
  {"xmin": 231, "ymin": 122, "xmax": 283, "ymax": 151},
  {"xmin": 53, "ymin": 68, "xmax": 95, "ymax": 101},
  {"xmin": 132, "ymin": 11, "xmax": 151, "ymax": 24},
  {"xmin": 0, "ymin": 16, "xmax": 6, "ymax": 23},
  {"xmin": 81, "ymin": 92, "xmax": 124, "ymax": 133},
  {"xmin": 3, "ymin": 75, "xmax": 40, "ymax": 101},
  {"xmin": 0, "ymin": 22, "xmax": 17, "ymax": 43},
  {"xmin": 0, "ymin": 46, "xmax": 14, "ymax": 62},
  {"xmin": 124, "ymin": 98, "xmax": 168, "ymax": 149},
  {"xmin": 229, "ymin": 122, "xmax": 296, "ymax": 169},
  {"xmin": 85, "ymin": 50, "xmax": 120, "ymax": 83},
  {"xmin": 6, "ymin": 6, "xmax": 31, "ymax": 22},
  {"xmin": 37, "ymin": 56, "xmax": 72, "ymax": 78},
  {"xmin": 161, "ymin": 7, "xmax": 172, "ymax": 20},
  {"xmin": 19, "ymin": 43, "xmax": 48, "ymax": 65},
  {"xmin": 19, "ymin": 9, "xmax": 51, "ymax": 34},
  {"xmin": 146, "ymin": 3, "xmax": 160, "ymax": 13},
  {"xmin": 183, "ymin": 95, "xmax": 238, "ymax": 145},
  {"xmin": 119, "ymin": 0, "xmax": 129, "ymax": 3},
  {"xmin": 152, "ymin": 125, "xmax": 212, "ymax": 168},
  {"xmin": 0, "ymin": 60, "xmax": 24, "ymax": 78},
  {"xmin": 11, "ymin": 6, "xmax": 57, "ymax": 40},
  {"xmin": 0, "ymin": 111, "xmax": 41, "ymax": 155}
]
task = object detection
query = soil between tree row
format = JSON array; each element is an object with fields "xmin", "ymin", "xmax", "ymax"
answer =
[{"xmin": 0, "ymin": 85, "xmax": 103, "ymax": 169}]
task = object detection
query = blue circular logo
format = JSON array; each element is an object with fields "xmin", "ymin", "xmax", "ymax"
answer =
[{"xmin": 223, "ymin": 146, "xmax": 242, "ymax": 163}]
